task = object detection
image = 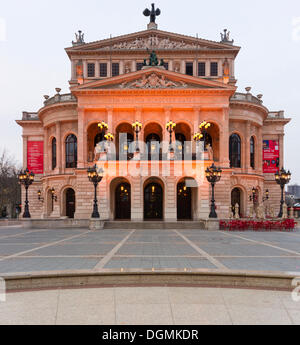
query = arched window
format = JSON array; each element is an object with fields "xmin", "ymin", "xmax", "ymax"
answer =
[
  {"xmin": 250, "ymin": 136, "xmax": 255, "ymax": 169},
  {"xmin": 52, "ymin": 137, "xmax": 57, "ymax": 170},
  {"xmin": 65, "ymin": 134, "xmax": 77, "ymax": 168},
  {"xmin": 229, "ymin": 134, "xmax": 241, "ymax": 168}
]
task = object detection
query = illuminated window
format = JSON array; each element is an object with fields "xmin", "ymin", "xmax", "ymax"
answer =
[
  {"xmin": 100, "ymin": 63, "xmax": 107, "ymax": 77},
  {"xmin": 87, "ymin": 63, "xmax": 95, "ymax": 77},
  {"xmin": 210, "ymin": 62, "xmax": 218, "ymax": 76}
]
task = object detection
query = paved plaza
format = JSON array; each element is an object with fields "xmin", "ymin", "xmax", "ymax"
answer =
[
  {"xmin": 0, "ymin": 286, "xmax": 300, "ymax": 325},
  {"xmin": 0, "ymin": 226, "xmax": 299, "ymax": 274}
]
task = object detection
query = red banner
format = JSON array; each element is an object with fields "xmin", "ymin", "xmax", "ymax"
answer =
[
  {"xmin": 27, "ymin": 141, "xmax": 43, "ymax": 174},
  {"xmin": 263, "ymin": 140, "xmax": 279, "ymax": 173}
]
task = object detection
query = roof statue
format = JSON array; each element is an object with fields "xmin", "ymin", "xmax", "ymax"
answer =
[
  {"xmin": 220, "ymin": 29, "xmax": 234, "ymax": 45},
  {"xmin": 72, "ymin": 30, "xmax": 85, "ymax": 46},
  {"xmin": 142, "ymin": 50, "xmax": 165, "ymax": 67},
  {"xmin": 143, "ymin": 3, "xmax": 161, "ymax": 29}
]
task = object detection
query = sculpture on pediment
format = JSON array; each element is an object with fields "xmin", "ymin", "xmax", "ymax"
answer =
[
  {"xmin": 120, "ymin": 73, "xmax": 188, "ymax": 89},
  {"xmin": 72, "ymin": 30, "xmax": 85, "ymax": 46},
  {"xmin": 143, "ymin": 3, "xmax": 161, "ymax": 23},
  {"xmin": 220, "ymin": 29, "xmax": 234, "ymax": 44}
]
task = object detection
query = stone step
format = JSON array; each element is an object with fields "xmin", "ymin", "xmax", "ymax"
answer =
[{"xmin": 104, "ymin": 221, "xmax": 206, "ymax": 230}]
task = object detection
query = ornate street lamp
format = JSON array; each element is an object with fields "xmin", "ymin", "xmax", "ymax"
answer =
[
  {"xmin": 132, "ymin": 121, "xmax": 142, "ymax": 152},
  {"xmin": 199, "ymin": 121, "xmax": 211, "ymax": 151},
  {"xmin": 50, "ymin": 188, "xmax": 57, "ymax": 212},
  {"xmin": 275, "ymin": 167, "xmax": 291, "ymax": 218},
  {"xmin": 87, "ymin": 164, "xmax": 104, "ymax": 218},
  {"xmin": 166, "ymin": 120, "xmax": 176, "ymax": 152},
  {"xmin": 18, "ymin": 168, "xmax": 35, "ymax": 218},
  {"xmin": 205, "ymin": 163, "xmax": 222, "ymax": 218}
]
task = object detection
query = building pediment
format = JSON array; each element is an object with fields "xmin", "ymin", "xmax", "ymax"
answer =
[
  {"xmin": 71, "ymin": 67, "xmax": 236, "ymax": 93},
  {"xmin": 66, "ymin": 29, "xmax": 240, "ymax": 55}
]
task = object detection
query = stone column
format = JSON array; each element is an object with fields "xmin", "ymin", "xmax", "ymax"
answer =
[
  {"xmin": 131, "ymin": 60, "xmax": 136, "ymax": 72},
  {"xmin": 206, "ymin": 60, "xmax": 210, "ymax": 77},
  {"xmin": 43, "ymin": 128, "xmax": 48, "ymax": 173},
  {"xmin": 83, "ymin": 60, "xmax": 87, "ymax": 78},
  {"xmin": 257, "ymin": 127, "xmax": 263, "ymax": 174},
  {"xmin": 181, "ymin": 60, "xmax": 185, "ymax": 74},
  {"xmin": 71, "ymin": 60, "xmax": 76, "ymax": 80},
  {"xmin": 22, "ymin": 135, "xmax": 28, "ymax": 170},
  {"xmin": 279, "ymin": 133, "xmax": 284, "ymax": 169},
  {"xmin": 55, "ymin": 121, "xmax": 61, "ymax": 174},
  {"xmin": 107, "ymin": 61, "xmax": 111, "ymax": 77},
  {"xmin": 131, "ymin": 176, "xmax": 143, "ymax": 220},
  {"xmin": 220, "ymin": 107, "xmax": 230, "ymax": 167},
  {"xmin": 193, "ymin": 60, "xmax": 197, "ymax": 77},
  {"xmin": 77, "ymin": 107, "xmax": 85, "ymax": 169},
  {"xmin": 95, "ymin": 60, "xmax": 99, "ymax": 78},
  {"xmin": 119, "ymin": 60, "xmax": 124, "ymax": 75},
  {"xmin": 218, "ymin": 60, "xmax": 222, "ymax": 77},
  {"xmin": 169, "ymin": 60, "xmax": 173, "ymax": 71},
  {"xmin": 165, "ymin": 175, "xmax": 177, "ymax": 221}
]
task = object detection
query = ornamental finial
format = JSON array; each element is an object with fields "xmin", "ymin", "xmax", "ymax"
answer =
[
  {"xmin": 143, "ymin": 3, "xmax": 161, "ymax": 29},
  {"xmin": 220, "ymin": 29, "xmax": 234, "ymax": 45}
]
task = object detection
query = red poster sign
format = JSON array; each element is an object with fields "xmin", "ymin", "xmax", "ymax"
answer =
[
  {"xmin": 263, "ymin": 140, "xmax": 279, "ymax": 173},
  {"xmin": 27, "ymin": 141, "xmax": 44, "ymax": 174}
]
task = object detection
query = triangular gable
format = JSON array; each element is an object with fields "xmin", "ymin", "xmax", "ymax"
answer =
[
  {"xmin": 71, "ymin": 67, "xmax": 236, "ymax": 92},
  {"xmin": 66, "ymin": 29, "xmax": 240, "ymax": 54}
]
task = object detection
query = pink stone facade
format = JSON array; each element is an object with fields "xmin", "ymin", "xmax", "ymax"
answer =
[{"xmin": 16, "ymin": 28, "xmax": 290, "ymax": 220}]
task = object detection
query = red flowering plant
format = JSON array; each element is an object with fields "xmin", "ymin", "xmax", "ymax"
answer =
[{"xmin": 219, "ymin": 219, "xmax": 296, "ymax": 232}]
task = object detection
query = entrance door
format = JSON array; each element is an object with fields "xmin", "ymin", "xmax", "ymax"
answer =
[
  {"xmin": 144, "ymin": 183, "xmax": 163, "ymax": 220},
  {"xmin": 115, "ymin": 183, "xmax": 131, "ymax": 219},
  {"xmin": 231, "ymin": 188, "xmax": 241, "ymax": 217},
  {"xmin": 177, "ymin": 182, "xmax": 192, "ymax": 220},
  {"xmin": 66, "ymin": 188, "xmax": 75, "ymax": 218}
]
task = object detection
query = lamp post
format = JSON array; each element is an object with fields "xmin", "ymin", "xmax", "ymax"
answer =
[
  {"xmin": 199, "ymin": 121, "xmax": 211, "ymax": 151},
  {"xmin": 18, "ymin": 168, "xmax": 35, "ymax": 218},
  {"xmin": 275, "ymin": 168, "xmax": 291, "ymax": 218},
  {"xmin": 132, "ymin": 121, "xmax": 142, "ymax": 152},
  {"xmin": 87, "ymin": 164, "xmax": 104, "ymax": 218},
  {"xmin": 166, "ymin": 120, "xmax": 176, "ymax": 152},
  {"xmin": 98, "ymin": 121, "xmax": 108, "ymax": 135},
  {"xmin": 205, "ymin": 163, "xmax": 222, "ymax": 218}
]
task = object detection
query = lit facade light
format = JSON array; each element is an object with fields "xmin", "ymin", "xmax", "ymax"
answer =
[
  {"xmin": 98, "ymin": 121, "xmax": 108, "ymax": 132},
  {"xmin": 132, "ymin": 121, "xmax": 142, "ymax": 152},
  {"xmin": 166, "ymin": 120, "xmax": 176, "ymax": 152}
]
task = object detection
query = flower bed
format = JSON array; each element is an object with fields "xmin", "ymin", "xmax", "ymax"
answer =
[{"xmin": 219, "ymin": 219, "xmax": 296, "ymax": 232}]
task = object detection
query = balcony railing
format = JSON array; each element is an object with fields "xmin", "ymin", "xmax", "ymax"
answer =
[
  {"xmin": 44, "ymin": 93, "xmax": 77, "ymax": 106},
  {"xmin": 230, "ymin": 92, "xmax": 262, "ymax": 105},
  {"xmin": 22, "ymin": 112, "xmax": 39, "ymax": 120}
]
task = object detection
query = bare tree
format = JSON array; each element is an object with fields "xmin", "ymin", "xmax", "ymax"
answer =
[{"xmin": 0, "ymin": 149, "xmax": 21, "ymax": 218}]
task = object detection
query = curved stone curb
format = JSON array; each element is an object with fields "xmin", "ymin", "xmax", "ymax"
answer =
[{"xmin": 1, "ymin": 268, "xmax": 299, "ymax": 292}]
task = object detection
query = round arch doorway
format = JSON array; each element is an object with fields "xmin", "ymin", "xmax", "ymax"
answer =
[
  {"xmin": 144, "ymin": 182, "xmax": 163, "ymax": 220},
  {"xmin": 65, "ymin": 188, "xmax": 75, "ymax": 218},
  {"xmin": 177, "ymin": 182, "xmax": 192, "ymax": 220},
  {"xmin": 231, "ymin": 187, "xmax": 242, "ymax": 218},
  {"xmin": 115, "ymin": 183, "xmax": 131, "ymax": 220}
]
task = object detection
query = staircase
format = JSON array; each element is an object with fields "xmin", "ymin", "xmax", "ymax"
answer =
[{"xmin": 104, "ymin": 221, "xmax": 206, "ymax": 230}]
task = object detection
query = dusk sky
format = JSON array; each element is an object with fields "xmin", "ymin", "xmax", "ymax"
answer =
[{"xmin": 1, "ymin": 0, "xmax": 300, "ymax": 183}]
